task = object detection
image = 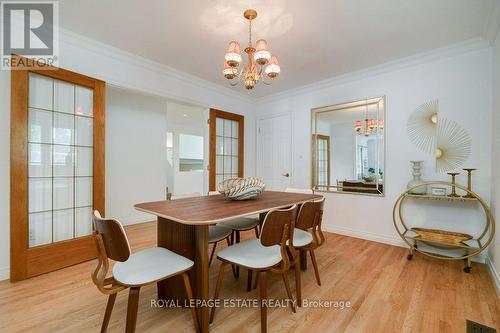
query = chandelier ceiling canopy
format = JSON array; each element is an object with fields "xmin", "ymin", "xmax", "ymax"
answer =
[{"xmin": 222, "ymin": 9, "xmax": 281, "ymax": 91}]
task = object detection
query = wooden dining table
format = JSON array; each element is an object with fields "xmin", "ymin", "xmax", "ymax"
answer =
[{"xmin": 134, "ymin": 190, "xmax": 322, "ymax": 333}]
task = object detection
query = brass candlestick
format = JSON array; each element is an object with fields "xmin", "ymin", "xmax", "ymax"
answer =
[
  {"xmin": 462, "ymin": 168, "xmax": 476, "ymax": 198},
  {"xmin": 447, "ymin": 172, "xmax": 460, "ymax": 197}
]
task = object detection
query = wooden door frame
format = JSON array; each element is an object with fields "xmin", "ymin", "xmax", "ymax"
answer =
[
  {"xmin": 208, "ymin": 109, "xmax": 244, "ymax": 191},
  {"xmin": 10, "ymin": 55, "xmax": 105, "ymax": 281},
  {"xmin": 312, "ymin": 134, "xmax": 331, "ymax": 190}
]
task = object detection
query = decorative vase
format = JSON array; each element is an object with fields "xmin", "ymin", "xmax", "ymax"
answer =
[{"xmin": 407, "ymin": 161, "xmax": 427, "ymax": 194}]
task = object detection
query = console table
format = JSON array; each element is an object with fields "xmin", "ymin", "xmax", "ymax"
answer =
[{"xmin": 393, "ymin": 181, "xmax": 495, "ymax": 273}]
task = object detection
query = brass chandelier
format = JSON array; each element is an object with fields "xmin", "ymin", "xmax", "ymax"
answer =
[{"xmin": 222, "ymin": 9, "xmax": 281, "ymax": 90}]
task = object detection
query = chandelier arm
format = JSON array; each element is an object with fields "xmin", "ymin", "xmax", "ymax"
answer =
[
  {"xmin": 257, "ymin": 64, "xmax": 264, "ymax": 77},
  {"xmin": 261, "ymin": 75, "xmax": 274, "ymax": 85}
]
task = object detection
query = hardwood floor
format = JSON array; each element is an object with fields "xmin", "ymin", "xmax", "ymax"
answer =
[{"xmin": 0, "ymin": 221, "xmax": 498, "ymax": 332}]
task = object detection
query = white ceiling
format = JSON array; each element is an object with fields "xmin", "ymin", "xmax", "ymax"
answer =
[{"xmin": 59, "ymin": 0, "xmax": 500, "ymax": 97}]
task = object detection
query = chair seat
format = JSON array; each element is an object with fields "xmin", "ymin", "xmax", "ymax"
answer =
[
  {"xmin": 209, "ymin": 225, "xmax": 232, "ymax": 243},
  {"xmin": 219, "ymin": 217, "xmax": 259, "ymax": 231},
  {"xmin": 291, "ymin": 228, "xmax": 313, "ymax": 247},
  {"xmin": 113, "ymin": 247, "xmax": 193, "ymax": 286},
  {"xmin": 217, "ymin": 238, "xmax": 282, "ymax": 269}
]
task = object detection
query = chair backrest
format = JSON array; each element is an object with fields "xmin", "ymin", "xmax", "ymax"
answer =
[
  {"xmin": 296, "ymin": 197, "xmax": 325, "ymax": 230},
  {"xmin": 170, "ymin": 192, "xmax": 202, "ymax": 200},
  {"xmin": 260, "ymin": 205, "xmax": 297, "ymax": 247},
  {"xmin": 285, "ymin": 187, "xmax": 314, "ymax": 194},
  {"xmin": 93, "ymin": 210, "xmax": 131, "ymax": 262}
]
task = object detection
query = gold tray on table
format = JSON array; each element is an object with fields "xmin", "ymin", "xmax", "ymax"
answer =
[{"xmin": 410, "ymin": 227, "xmax": 473, "ymax": 246}]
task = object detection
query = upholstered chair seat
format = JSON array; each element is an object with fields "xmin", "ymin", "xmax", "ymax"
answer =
[
  {"xmin": 113, "ymin": 247, "xmax": 193, "ymax": 286},
  {"xmin": 219, "ymin": 216, "xmax": 260, "ymax": 231},
  {"xmin": 217, "ymin": 239, "xmax": 282, "ymax": 269},
  {"xmin": 208, "ymin": 225, "xmax": 233, "ymax": 243},
  {"xmin": 289, "ymin": 228, "xmax": 313, "ymax": 247}
]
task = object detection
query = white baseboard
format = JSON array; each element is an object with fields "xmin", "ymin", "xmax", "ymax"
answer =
[
  {"xmin": 116, "ymin": 213, "xmax": 156, "ymax": 226},
  {"xmin": 486, "ymin": 255, "xmax": 500, "ymax": 299},
  {"xmin": 323, "ymin": 224, "xmax": 486, "ymax": 263},
  {"xmin": 323, "ymin": 224, "xmax": 406, "ymax": 248},
  {"xmin": 0, "ymin": 266, "xmax": 9, "ymax": 282}
]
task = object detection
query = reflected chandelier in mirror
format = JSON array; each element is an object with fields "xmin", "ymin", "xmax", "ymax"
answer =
[{"xmin": 311, "ymin": 96, "xmax": 385, "ymax": 196}]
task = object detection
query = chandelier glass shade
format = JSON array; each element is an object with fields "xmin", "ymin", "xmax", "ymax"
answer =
[
  {"xmin": 222, "ymin": 9, "xmax": 281, "ymax": 90},
  {"xmin": 355, "ymin": 119, "xmax": 384, "ymax": 136}
]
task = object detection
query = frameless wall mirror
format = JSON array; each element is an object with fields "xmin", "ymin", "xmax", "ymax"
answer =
[{"xmin": 311, "ymin": 96, "xmax": 385, "ymax": 196}]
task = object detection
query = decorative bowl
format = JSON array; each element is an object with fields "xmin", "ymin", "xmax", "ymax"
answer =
[{"xmin": 217, "ymin": 177, "xmax": 265, "ymax": 200}]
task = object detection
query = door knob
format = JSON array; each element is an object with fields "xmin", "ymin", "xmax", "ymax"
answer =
[{"xmin": 282, "ymin": 173, "xmax": 290, "ymax": 177}]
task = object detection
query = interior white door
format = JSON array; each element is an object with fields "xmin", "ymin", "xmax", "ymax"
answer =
[{"xmin": 258, "ymin": 113, "xmax": 292, "ymax": 190}]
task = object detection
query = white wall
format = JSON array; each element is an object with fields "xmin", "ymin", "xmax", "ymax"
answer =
[
  {"xmin": 256, "ymin": 42, "xmax": 493, "ymax": 250},
  {"xmin": 490, "ymin": 30, "xmax": 500, "ymax": 294},
  {"xmin": 106, "ymin": 87, "xmax": 167, "ymax": 224},
  {"xmin": 329, "ymin": 123, "xmax": 355, "ymax": 181},
  {"xmin": 0, "ymin": 29, "xmax": 255, "ymax": 280}
]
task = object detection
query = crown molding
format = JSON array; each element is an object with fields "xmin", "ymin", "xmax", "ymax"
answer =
[
  {"xmin": 59, "ymin": 29, "xmax": 253, "ymax": 106},
  {"xmin": 484, "ymin": 1, "xmax": 500, "ymax": 45},
  {"xmin": 255, "ymin": 38, "xmax": 491, "ymax": 105},
  {"xmin": 58, "ymin": 28, "xmax": 493, "ymax": 109}
]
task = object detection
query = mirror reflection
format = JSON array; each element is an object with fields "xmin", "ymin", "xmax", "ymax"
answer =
[{"xmin": 312, "ymin": 97, "xmax": 385, "ymax": 195}]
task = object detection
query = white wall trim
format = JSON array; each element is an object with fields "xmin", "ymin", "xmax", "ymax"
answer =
[
  {"xmin": 118, "ymin": 214, "xmax": 156, "ymax": 226},
  {"xmin": 486, "ymin": 254, "xmax": 500, "ymax": 299},
  {"xmin": 59, "ymin": 29, "xmax": 253, "ymax": 106},
  {"xmin": 323, "ymin": 224, "xmax": 487, "ymax": 264},
  {"xmin": 0, "ymin": 266, "xmax": 8, "ymax": 282},
  {"xmin": 256, "ymin": 38, "xmax": 491, "ymax": 105},
  {"xmin": 323, "ymin": 224, "xmax": 406, "ymax": 248}
]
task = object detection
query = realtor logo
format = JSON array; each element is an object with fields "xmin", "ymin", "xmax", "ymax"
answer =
[{"xmin": 1, "ymin": 1, "xmax": 59, "ymax": 69}]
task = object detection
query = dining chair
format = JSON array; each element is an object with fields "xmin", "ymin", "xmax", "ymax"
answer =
[
  {"xmin": 208, "ymin": 191, "xmax": 260, "ymax": 281},
  {"xmin": 170, "ymin": 193, "xmax": 232, "ymax": 266},
  {"xmin": 291, "ymin": 197, "xmax": 326, "ymax": 286},
  {"xmin": 208, "ymin": 191, "xmax": 260, "ymax": 239},
  {"xmin": 91, "ymin": 211, "xmax": 199, "ymax": 333},
  {"xmin": 283, "ymin": 187, "xmax": 324, "ymax": 298},
  {"xmin": 210, "ymin": 205, "xmax": 299, "ymax": 333}
]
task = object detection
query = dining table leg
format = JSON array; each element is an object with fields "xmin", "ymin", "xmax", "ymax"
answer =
[
  {"xmin": 156, "ymin": 217, "xmax": 210, "ymax": 333},
  {"xmin": 194, "ymin": 225, "xmax": 209, "ymax": 333}
]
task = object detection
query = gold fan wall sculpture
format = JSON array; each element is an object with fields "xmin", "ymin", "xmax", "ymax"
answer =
[
  {"xmin": 407, "ymin": 100, "xmax": 438, "ymax": 154},
  {"xmin": 407, "ymin": 100, "xmax": 471, "ymax": 173},
  {"xmin": 435, "ymin": 118, "xmax": 472, "ymax": 173}
]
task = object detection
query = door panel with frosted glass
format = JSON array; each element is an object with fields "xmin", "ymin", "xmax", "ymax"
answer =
[
  {"xmin": 28, "ymin": 73, "xmax": 94, "ymax": 247},
  {"xmin": 209, "ymin": 109, "xmax": 244, "ymax": 191}
]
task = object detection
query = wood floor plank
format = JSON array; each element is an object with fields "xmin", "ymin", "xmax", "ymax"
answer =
[{"xmin": 0, "ymin": 221, "xmax": 498, "ymax": 332}]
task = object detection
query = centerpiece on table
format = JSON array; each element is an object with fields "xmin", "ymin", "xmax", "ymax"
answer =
[{"xmin": 217, "ymin": 177, "xmax": 266, "ymax": 200}]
